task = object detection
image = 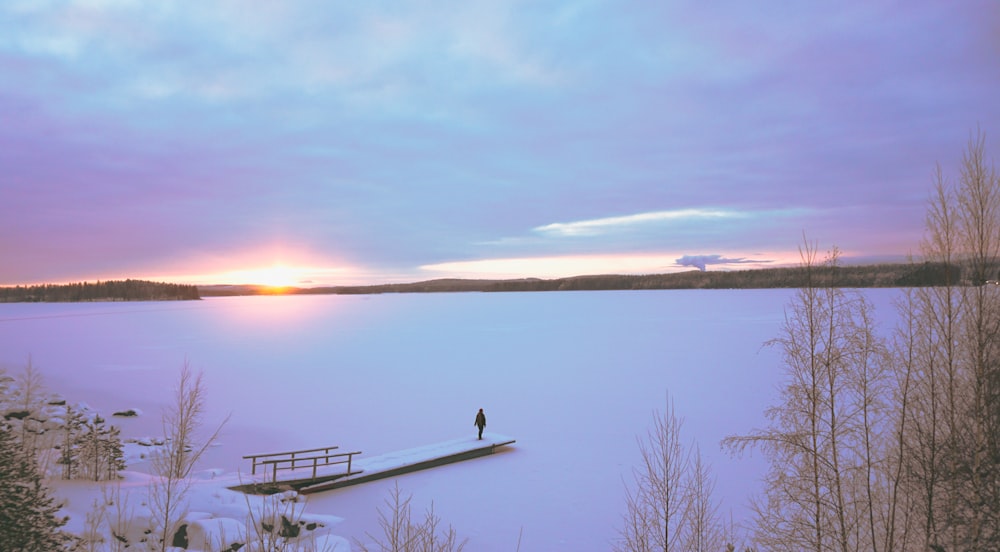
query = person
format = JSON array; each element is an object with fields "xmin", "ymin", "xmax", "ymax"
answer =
[{"xmin": 474, "ymin": 408, "xmax": 486, "ymax": 440}]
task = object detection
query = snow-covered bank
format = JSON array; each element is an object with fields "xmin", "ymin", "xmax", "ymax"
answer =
[{"xmin": 53, "ymin": 469, "xmax": 350, "ymax": 551}]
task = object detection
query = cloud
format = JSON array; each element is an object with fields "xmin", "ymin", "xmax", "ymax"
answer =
[
  {"xmin": 675, "ymin": 254, "xmax": 771, "ymax": 272},
  {"xmin": 533, "ymin": 209, "xmax": 743, "ymax": 237}
]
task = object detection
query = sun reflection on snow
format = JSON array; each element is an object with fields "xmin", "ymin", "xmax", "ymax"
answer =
[{"xmin": 204, "ymin": 294, "xmax": 338, "ymax": 335}]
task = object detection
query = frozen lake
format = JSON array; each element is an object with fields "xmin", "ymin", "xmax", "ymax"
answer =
[{"xmin": 0, "ymin": 288, "xmax": 903, "ymax": 550}]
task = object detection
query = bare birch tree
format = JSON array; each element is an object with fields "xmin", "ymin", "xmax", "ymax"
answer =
[
  {"xmin": 900, "ymin": 128, "xmax": 1000, "ymax": 551},
  {"xmin": 725, "ymin": 241, "xmax": 831, "ymax": 552},
  {"xmin": 724, "ymin": 241, "xmax": 892, "ymax": 552},
  {"xmin": 683, "ymin": 444, "xmax": 724, "ymax": 552},
  {"xmin": 617, "ymin": 395, "xmax": 688, "ymax": 552},
  {"xmin": 12, "ymin": 356, "xmax": 48, "ymax": 460},
  {"xmin": 880, "ymin": 287, "xmax": 921, "ymax": 552},
  {"xmin": 903, "ymin": 167, "xmax": 965, "ymax": 551},
  {"xmin": 147, "ymin": 362, "xmax": 227, "ymax": 551},
  {"xmin": 616, "ymin": 392, "xmax": 723, "ymax": 552},
  {"xmin": 354, "ymin": 482, "xmax": 467, "ymax": 552},
  {"xmin": 951, "ymin": 128, "xmax": 1000, "ymax": 550}
]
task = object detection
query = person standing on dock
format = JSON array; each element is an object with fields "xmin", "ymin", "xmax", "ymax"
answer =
[{"xmin": 474, "ymin": 408, "xmax": 487, "ymax": 440}]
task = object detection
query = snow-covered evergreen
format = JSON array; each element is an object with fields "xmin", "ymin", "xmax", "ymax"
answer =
[{"xmin": 0, "ymin": 420, "xmax": 72, "ymax": 550}]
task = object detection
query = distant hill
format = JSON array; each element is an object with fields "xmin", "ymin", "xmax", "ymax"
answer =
[
  {"xmin": 197, "ymin": 262, "xmax": 966, "ymax": 297},
  {"xmin": 0, "ymin": 279, "xmax": 201, "ymax": 303}
]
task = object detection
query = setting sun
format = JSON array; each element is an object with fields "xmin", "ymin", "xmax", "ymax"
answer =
[{"xmin": 220, "ymin": 264, "xmax": 305, "ymax": 288}]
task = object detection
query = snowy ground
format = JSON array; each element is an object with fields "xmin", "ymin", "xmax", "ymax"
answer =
[{"xmin": 53, "ymin": 465, "xmax": 351, "ymax": 551}]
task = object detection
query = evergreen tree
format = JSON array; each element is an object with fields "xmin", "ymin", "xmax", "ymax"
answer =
[
  {"xmin": 105, "ymin": 425, "xmax": 126, "ymax": 481},
  {"xmin": 0, "ymin": 421, "xmax": 71, "ymax": 551},
  {"xmin": 75, "ymin": 415, "xmax": 125, "ymax": 482},
  {"xmin": 0, "ymin": 367, "xmax": 12, "ymax": 403},
  {"xmin": 57, "ymin": 403, "xmax": 85, "ymax": 480},
  {"xmin": 78, "ymin": 415, "xmax": 106, "ymax": 482},
  {"xmin": 60, "ymin": 409, "xmax": 125, "ymax": 482}
]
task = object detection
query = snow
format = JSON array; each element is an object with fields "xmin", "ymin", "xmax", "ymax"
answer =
[
  {"xmin": 51, "ymin": 433, "xmax": 515, "ymax": 550},
  {"xmin": 0, "ymin": 290, "xmax": 908, "ymax": 550},
  {"xmin": 53, "ymin": 467, "xmax": 350, "ymax": 551},
  {"xmin": 348, "ymin": 433, "xmax": 515, "ymax": 475}
]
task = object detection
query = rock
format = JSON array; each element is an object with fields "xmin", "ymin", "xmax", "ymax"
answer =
[{"xmin": 186, "ymin": 518, "xmax": 246, "ymax": 552}]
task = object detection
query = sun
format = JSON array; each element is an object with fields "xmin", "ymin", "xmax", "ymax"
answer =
[
  {"xmin": 250, "ymin": 264, "xmax": 300, "ymax": 288},
  {"xmin": 220, "ymin": 264, "xmax": 302, "ymax": 289}
]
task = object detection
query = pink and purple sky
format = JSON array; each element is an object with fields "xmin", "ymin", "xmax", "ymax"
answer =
[{"xmin": 2, "ymin": 1, "xmax": 999, "ymax": 286}]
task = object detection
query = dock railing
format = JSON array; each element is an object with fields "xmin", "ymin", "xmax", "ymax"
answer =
[{"xmin": 243, "ymin": 446, "xmax": 362, "ymax": 482}]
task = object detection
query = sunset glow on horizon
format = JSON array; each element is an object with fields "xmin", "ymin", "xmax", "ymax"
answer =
[
  {"xmin": 148, "ymin": 259, "xmax": 364, "ymax": 288},
  {"xmin": 177, "ymin": 264, "xmax": 316, "ymax": 288}
]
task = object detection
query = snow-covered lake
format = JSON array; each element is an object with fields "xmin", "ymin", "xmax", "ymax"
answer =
[{"xmin": 0, "ymin": 289, "xmax": 904, "ymax": 550}]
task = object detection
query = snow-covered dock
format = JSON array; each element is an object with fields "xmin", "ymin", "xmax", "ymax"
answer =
[
  {"xmin": 299, "ymin": 433, "xmax": 516, "ymax": 494},
  {"xmin": 232, "ymin": 433, "xmax": 515, "ymax": 495}
]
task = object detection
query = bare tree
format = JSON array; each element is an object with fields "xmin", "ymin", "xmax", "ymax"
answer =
[
  {"xmin": 616, "ymin": 395, "xmax": 688, "ymax": 552},
  {"xmin": 683, "ymin": 444, "xmax": 724, "ymax": 552},
  {"xmin": 354, "ymin": 482, "xmax": 467, "ymax": 552},
  {"xmin": 147, "ymin": 362, "xmax": 228, "ymax": 551},
  {"xmin": 616, "ymin": 392, "xmax": 723, "ymax": 552},
  {"xmin": 880, "ymin": 287, "xmax": 921, "ymax": 552},
  {"xmin": 900, "ymin": 128, "xmax": 1000, "ymax": 551},
  {"xmin": 844, "ymin": 286, "xmax": 912, "ymax": 552},
  {"xmin": 903, "ymin": 172, "xmax": 965, "ymax": 551},
  {"xmin": 725, "ymin": 241, "xmax": 894, "ymax": 552},
  {"xmin": 952, "ymin": 128, "xmax": 1000, "ymax": 550},
  {"xmin": 103, "ymin": 482, "xmax": 136, "ymax": 552},
  {"xmin": 724, "ymin": 241, "xmax": 830, "ymax": 552},
  {"xmin": 12, "ymin": 356, "xmax": 48, "ymax": 460}
]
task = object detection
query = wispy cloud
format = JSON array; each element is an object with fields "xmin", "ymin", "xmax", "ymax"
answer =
[{"xmin": 533, "ymin": 209, "xmax": 745, "ymax": 237}]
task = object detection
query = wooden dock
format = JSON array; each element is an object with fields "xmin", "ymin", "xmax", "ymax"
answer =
[{"xmin": 232, "ymin": 433, "xmax": 515, "ymax": 495}]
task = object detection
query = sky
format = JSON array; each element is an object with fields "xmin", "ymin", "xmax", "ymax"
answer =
[{"xmin": 2, "ymin": 1, "xmax": 999, "ymax": 286}]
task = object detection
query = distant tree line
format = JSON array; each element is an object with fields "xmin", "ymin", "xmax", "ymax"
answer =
[
  {"xmin": 0, "ymin": 279, "xmax": 200, "ymax": 302},
  {"xmin": 10, "ymin": 266, "xmax": 993, "ymax": 301},
  {"xmin": 478, "ymin": 261, "xmax": 973, "ymax": 291},
  {"xmin": 244, "ymin": 261, "xmax": 974, "ymax": 297}
]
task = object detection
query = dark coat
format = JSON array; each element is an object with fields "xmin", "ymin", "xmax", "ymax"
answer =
[{"xmin": 475, "ymin": 411, "xmax": 486, "ymax": 429}]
